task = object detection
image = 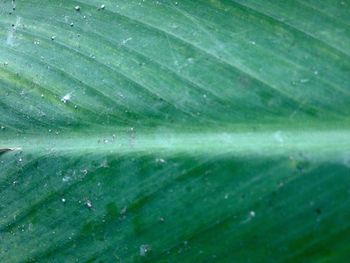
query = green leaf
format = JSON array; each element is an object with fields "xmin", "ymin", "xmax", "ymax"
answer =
[{"xmin": 1, "ymin": 0, "xmax": 350, "ymax": 262}]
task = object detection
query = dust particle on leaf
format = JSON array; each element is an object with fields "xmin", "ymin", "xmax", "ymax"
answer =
[{"xmin": 139, "ymin": 244, "xmax": 152, "ymax": 256}]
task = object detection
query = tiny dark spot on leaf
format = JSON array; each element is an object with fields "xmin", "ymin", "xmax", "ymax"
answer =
[{"xmin": 315, "ymin": 208, "xmax": 322, "ymax": 215}]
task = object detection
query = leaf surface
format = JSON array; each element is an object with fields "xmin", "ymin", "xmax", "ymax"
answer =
[{"xmin": 1, "ymin": 0, "xmax": 350, "ymax": 262}]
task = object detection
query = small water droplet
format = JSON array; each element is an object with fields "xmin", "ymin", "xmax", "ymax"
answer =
[
  {"xmin": 51, "ymin": 36, "xmax": 56, "ymax": 41},
  {"xmin": 74, "ymin": 5, "xmax": 80, "ymax": 11},
  {"xmin": 61, "ymin": 198, "xmax": 66, "ymax": 203},
  {"xmin": 100, "ymin": 4, "xmax": 105, "ymax": 10}
]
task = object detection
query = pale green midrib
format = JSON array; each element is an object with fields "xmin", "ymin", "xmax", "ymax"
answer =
[{"xmin": 1, "ymin": 130, "xmax": 350, "ymax": 158}]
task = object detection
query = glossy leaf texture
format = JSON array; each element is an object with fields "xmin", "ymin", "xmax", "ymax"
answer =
[{"xmin": 1, "ymin": 0, "xmax": 350, "ymax": 262}]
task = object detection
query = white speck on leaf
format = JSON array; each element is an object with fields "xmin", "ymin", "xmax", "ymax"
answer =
[
  {"xmin": 120, "ymin": 207, "xmax": 127, "ymax": 215},
  {"xmin": 62, "ymin": 176, "xmax": 71, "ymax": 182},
  {"xmin": 139, "ymin": 244, "xmax": 151, "ymax": 256},
  {"xmin": 156, "ymin": 158, "xmax": 166, "ymax": 163},
  {"xmin": 86, "ymin": 200, "xmax": 92, "ymax": 208},
  {"xmin": 122, "ymin": 37, "xmax": 132, "ymax": 45},
  {"xmin": 99, "ymin": 160, "xmax": 109, "ymax": 168},
  {"xmin": 241, "ymin": 210, "xmax": 256, "ymax": 224},
  {"xmin": 61, "ymin": 93, "xmax": 72, "ymax": 103}
]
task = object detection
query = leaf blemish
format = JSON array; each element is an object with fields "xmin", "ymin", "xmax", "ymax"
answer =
[
  {"xmin": 0, "ymin": 148, "xmax": 21, "ymax": 155},
  {"xmin": 61, "ymin": 92, "xmax": 73, "ymax": 103},
  {"xmin": 6, "ymin": 16, "xmax": 21, "ymax": 46}
]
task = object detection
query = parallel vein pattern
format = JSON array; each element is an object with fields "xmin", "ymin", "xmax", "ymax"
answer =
[{"xmin": 1, "ymin": 0, "xmax": 350, "ymax": 262}]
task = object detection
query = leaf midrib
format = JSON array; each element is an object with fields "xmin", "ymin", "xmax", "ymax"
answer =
[{"xmin": 1, "ymin": 130, "xmax": 350, "ymax": 159}]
